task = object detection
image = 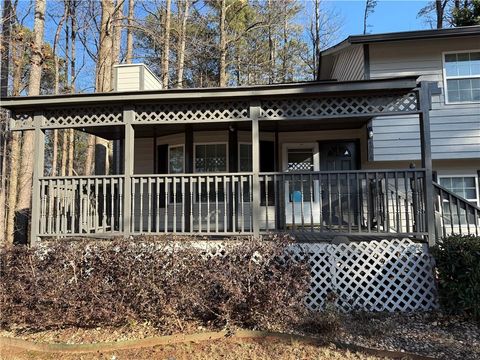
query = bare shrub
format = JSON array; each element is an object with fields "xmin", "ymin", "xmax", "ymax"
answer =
[{"xmin": 0, "ymin": 235, "xmax": 309, "ymax": 333}]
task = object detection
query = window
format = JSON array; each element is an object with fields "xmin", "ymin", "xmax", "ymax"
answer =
[
  {"xmin": 194, "ymin": 143, "xmax": 227, "ymax": 202},
  {"xmin": 194, "ymin": 143, "xmax": 227, "ymax": 173},
  {"xmin": 168, "ymin": 145, "xmax": 184, "ymax": 174},
  {"xmin": 239, "ymin": 143, "xmax": 252, "ymax": 172},
  {"xmin": 443, "ymin": 51, "xmax": 480, "ymax": 103},
  {"xmin": 167, "ymin": 145, "xmax": 184, "ymax": 203},
  {"xmin": 439, "ymin": 176, "xmax": 479, "ymax": 206}
]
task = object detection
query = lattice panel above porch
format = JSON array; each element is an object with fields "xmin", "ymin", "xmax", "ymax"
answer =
[
  {"xmin": 260, "ymin": 92, "xmax": 418, "ymax": 119},
  {"xmin": 43, "ymin": 106, "xmax": 123, "ymax": 128},
  {"xmin": 10, "ymin": 111, "xmax": 35, "ymax": 130},
  {"xmin": 135, "ymin": 101, "xmax": 249, "ymax": 123}
]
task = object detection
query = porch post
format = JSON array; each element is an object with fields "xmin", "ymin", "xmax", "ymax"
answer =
[
  {"xmin": 185, "ymin": 124, "xmax": 193, "ymax": 232},
  {"xmin": 419, "ymin": 82, "xmax": 435, "ymax": 246},
  {"xmin": 250, "ymin": 101, "xmax": 261, "ymax": 237},
  {"xmin": 123, "ymin": 107, "xmax": 135, "ymax": 236},
  {"xmin": 30, "ymin": 112, "xmax": 45, "ymax": 246}
]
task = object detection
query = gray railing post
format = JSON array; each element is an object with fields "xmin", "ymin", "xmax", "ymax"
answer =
[
  {"xmin": 123, "ymin": 107, "xmax": 135, "ymax": 236},
  {"xmin": 250, "ymin": 101, "xmax": 261, "ymax": 238},
  {"xmin": 30, "ymin": 112, "xmax": 45, "ymax": 246},
  {"xmin": 419, "ymin": 82, "xmax": 435, "ymax": 246}
]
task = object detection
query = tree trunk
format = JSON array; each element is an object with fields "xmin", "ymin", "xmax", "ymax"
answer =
[
  {"xmin": 68, "ymin": 0, "xmax": 77, "ymax": 176},
  {"xmin": 16, "ymin": 0, "xmax": 46, "ymax": 244},
  {"xmin": 60, "ymin": 132, "xmax": 68, "ymax": 176},
  {"xmin": 219, "ymin": 0, "xmax": 227, "ymax": 87},
  {"xmin": 0, "ymin": 0, "xmax": 12, "ymax": 97},
  {"xmin": 126, "ymin": 0, "xmax": 134, "ymax": 63},
  {"xmin": 96, "ymin": 0, "xmax": 115, "ymax": 92},
  {"xmin": 51, "ymin": 3, "xmax": 68, "ymax": 177},
  {"xmin": 0, "ymin": 0, "xmax": 13, "ymax": 242},
  {"xmin": 176, "ymin": 0, "xmax": 190, "ymax": 88},
  {"xmin": 111, "ymin": 0, "xmax": 122, "ymax": 84},
  {"xmin": 5, "ymin": 131, "xmax": 20, "ymax": 245},
  {"xmin": 162, "ymin": 0, "xmax": 171, "ymax": 88},
  {"xmin": 85, "ymin": 135, "xmax": 95, "ymax": 175},
  {"xmin": 267, "ymin": 0, "xmax": 275, "ymax": 84},
  {"xmin": 314, "ymin": 0, "xmax": 320, "ymax": 80},
  {"xmin": 87, "ymin": 0, "xmax": 116, "ymax": 176},
  {"xmin": 436, "ymin": 0, "xmax": 444, "ymax": 28},
  {"xmin": 5, "ymin": 34, "xmax": 23, "ymax": 245}
]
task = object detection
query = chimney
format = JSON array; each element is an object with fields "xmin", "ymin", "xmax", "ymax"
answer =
[{"xmin": 113, "ymin": 63, "xmax": 162, "ymax": 91}]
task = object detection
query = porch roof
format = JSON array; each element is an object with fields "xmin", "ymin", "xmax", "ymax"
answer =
[{"xmin": 0, "ymin": 76, "xmax": 418, "ymax": 110}]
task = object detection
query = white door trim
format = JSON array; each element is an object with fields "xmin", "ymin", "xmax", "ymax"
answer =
[{"xmin": 281, "ymin": 142, "xmax": 320, "ymax": 172}]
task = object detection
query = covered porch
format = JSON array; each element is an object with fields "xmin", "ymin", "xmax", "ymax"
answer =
[{"xmin": 5, "ymin": 77, "xmax": 436, "ymax": 244}]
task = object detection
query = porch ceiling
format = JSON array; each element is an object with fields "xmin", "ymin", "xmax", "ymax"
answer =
[{"xmin": 81, "ymin": 117, "xmax": 371, "ymax": 139}]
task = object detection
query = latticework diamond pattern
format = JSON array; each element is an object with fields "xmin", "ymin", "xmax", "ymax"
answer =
[
  {"xmin": 44, "ymin": 106, "xmax": 122, "ymax": 127},
  {"xmin": 135, "ymin": 101, "xmax": 249, "ymax": 123},
  {"xmin": 289, "ymin": 239, "xmax": 437, "ymax": 312},
  {"xmin": 260, "ymin": 93, "xmax": 418, "ymax": 119},
  {"xmin": 10, "ymin": 111, "xmax": 34, "ymax": 130}
]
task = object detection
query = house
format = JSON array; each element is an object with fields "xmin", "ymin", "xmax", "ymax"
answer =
[
  {"xmin": 1, "ymin": 27, "xmax": 479, "ymax": 247},
  {"xmin": 319, "ymin": 25, "xmax": 480, "ymax": 240}
]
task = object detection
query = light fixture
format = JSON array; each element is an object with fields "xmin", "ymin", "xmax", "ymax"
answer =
[
  {"xmin": 367, "ymin": 126, "xmax": 373, "ymax": 139},
  {"xmin": 229, "ymin": 124, "xmax": 235, "ymax": 132}
]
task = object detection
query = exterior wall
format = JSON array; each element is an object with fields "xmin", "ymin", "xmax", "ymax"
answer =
[
  {"xmin": 368, "ymin": 36, "xmax": 480, "ymax": 161},
  {"xmin": 132, "ymin": 129, "xmax": 363, "ymax": 231},
  {"xmin": 115, "ymin": 65, "xmax": 141, "ymax": 92},
  {"xmin": 115, "ymin": 64, "xmax": 162, "ymax": 92},
  {"xmin": 143, "ymin": 66, "xmax": 163, "ymax": 90},
  {"xmin": 330, "ymin": 44, "xmax": 365, "ymax": 81}
]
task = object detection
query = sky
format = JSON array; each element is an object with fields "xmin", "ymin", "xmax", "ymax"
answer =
[
  {"xmin": 324, "ymin": 0, "xmax": 431, "ymax": 39},
  {"xmin": 11, "ymin": 0, "xmax": 434, "ymax": 93}
]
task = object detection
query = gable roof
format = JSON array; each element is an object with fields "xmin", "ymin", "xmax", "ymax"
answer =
[{"xmin": 322, "ymin": 25, "xmax": 480, "ymax": 56}]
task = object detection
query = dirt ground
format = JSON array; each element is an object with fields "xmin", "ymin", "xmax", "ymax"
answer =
[
  {"xmin": 1, "ymin": 337, "xmax": 385, "ymax": 360},
  {"xmin": 2, "ymin": 311, "xmax": 478, "ymax": 360}
]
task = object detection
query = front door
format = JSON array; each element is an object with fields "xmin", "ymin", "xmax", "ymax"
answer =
[
  {"xmin": 282, "ymin": 143, "xmax": 320, "ymax": 227},
  {"xmin": 318, "ymin": 140, "xmax": 360, "ymax": 229}
]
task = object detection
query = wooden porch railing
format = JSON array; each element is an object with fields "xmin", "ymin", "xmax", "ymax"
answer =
[
  {"xmin": 434, "ymin": 182, "xmax": 480, "ymax": 238},
  {"xmin": 259, "ymin": 169, "xmax": 427, "ymax": 237},
  {"xmin": 38, "ymin": 176, "xmax": 124, "ymax": 236},
  {"xmin": 38, "ymin": 169, "xmax": 480, "ymax": 241},
  {"xmin": 131, "ymin": 173, "xmax": 253, "ymax": 234}
]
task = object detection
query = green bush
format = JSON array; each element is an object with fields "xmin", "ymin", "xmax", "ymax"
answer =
[{"xmin": 432, "ymin": 235, "xmax": 480, "ymax": 321}]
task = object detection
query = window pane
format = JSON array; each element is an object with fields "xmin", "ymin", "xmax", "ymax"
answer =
[
  {"xmin": 447, "ymin": 79, "xmax": 459, "ymax": 90},
  {"xmin": 452, "ymin": 177, "xmax": 464, "ymax": 187},
  {"xmin": 464, "ymin": 177, "xmax": 475, "ymax": 187},
  {"xmin": 447, "ymin": 89, "xmax": 460, "ymax": 102},
  {"xmin": 445, "ymin": 53, "xmax": 457, "ymax": 63},
  {"xmin": 440, "ymin": 176, "xmax": 478, "ymax": 202},
  {"xmin": 169, "ymin": 146, "xmax": 184, "ymax": 174},
  {"xmin": 465, "ymin": 189, "xmax": 477, "ymax": 199},
  {"xmin": 459, "ymin": 79, "xmax": 472, "ymax": 90},
  {"xmin": 440, "ymin": 178, "xmax": 451, "ymax": 187},
  {"xmin": 445, "ymin": 61, "xmax": 458, "ymax": 77},
  {"xmin": 457, "ymin": 53, "xmax": 471, "ymax": 76},
  {"xmin": 473, "ymin": 90, "xmax": 480, "ymax": 101},
  {"xmin": 470, "ymin": 52, "xmax": 480, "ymax": 75},
  {"xmin": 239, "ymin": 144, "xmax": 252, "ymax": 172},
  {"xmin": 459, "ymin": 89, "xmax": 473, "ymax": 102},
  {"xmin": 195, "ymin": 144, "xmax": 227, "ymax": 172}
]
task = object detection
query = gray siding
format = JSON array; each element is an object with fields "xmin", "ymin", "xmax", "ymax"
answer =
[
  {"xmin": 369, "ymin": 36, "xmax": 480, "ymax": 161},
  {"xmin": 330, "ymin": 45, "xmax": 364, "ymax": 81}
]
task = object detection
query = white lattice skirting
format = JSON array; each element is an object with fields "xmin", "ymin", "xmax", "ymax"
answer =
[{"xmin": 288, "ymin": 239, "xmax": 437, "ymax": 312}]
